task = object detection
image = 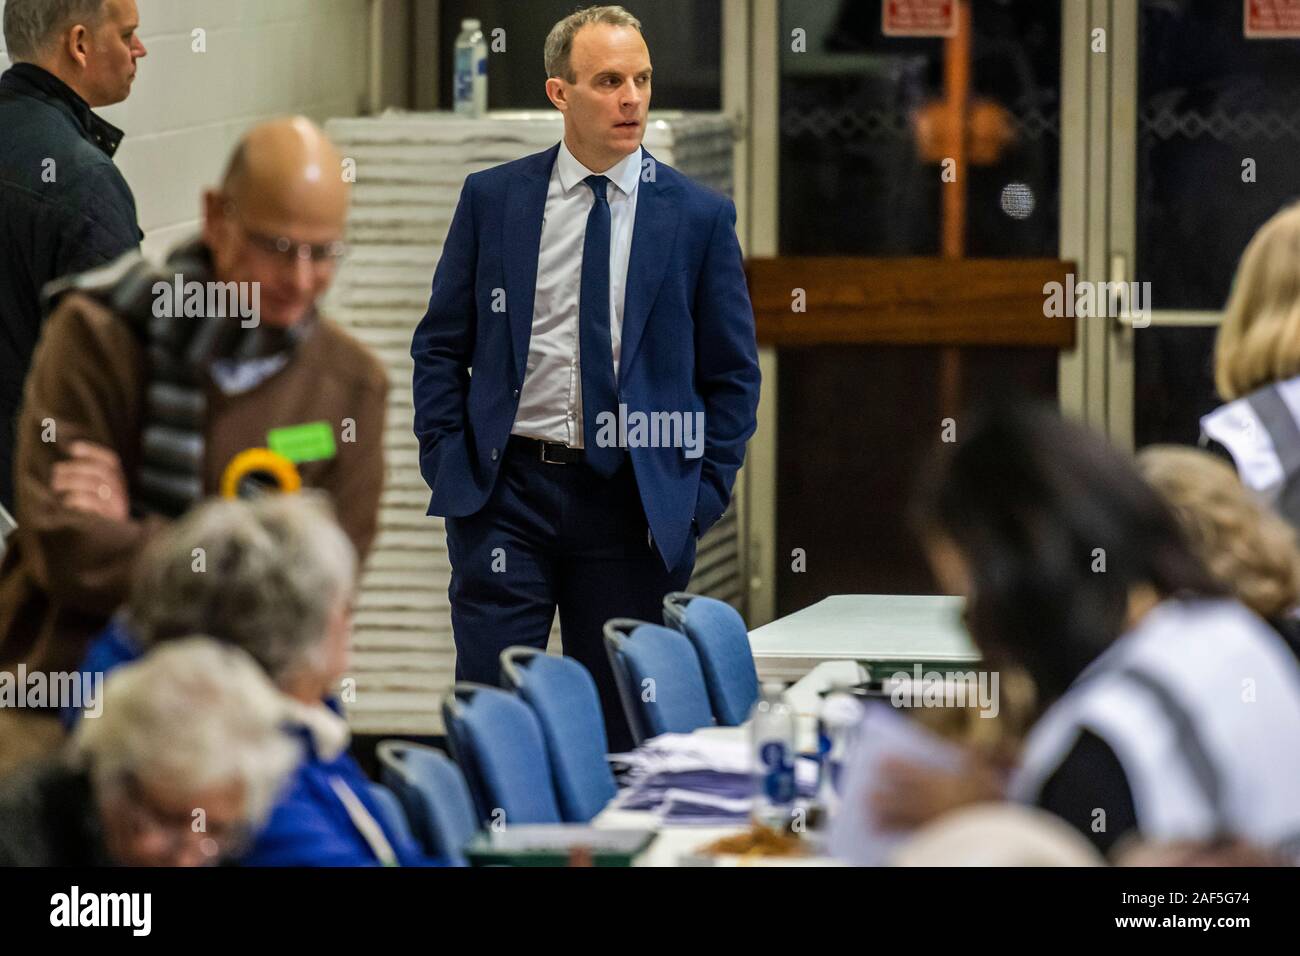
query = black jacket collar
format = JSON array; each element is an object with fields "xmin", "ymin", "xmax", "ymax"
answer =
[{"xmin": 0, "ymin": 62, "xmax": 124, "ymax": 157}]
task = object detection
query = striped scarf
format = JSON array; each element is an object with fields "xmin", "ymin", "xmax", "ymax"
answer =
[{"xmin": 43, "ymin": 239, "xmax": 314, "ymax": 517}]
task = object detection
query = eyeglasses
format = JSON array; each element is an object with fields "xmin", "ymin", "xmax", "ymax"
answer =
[
  {"xmin": 115, "ymin": 773, "xmax": 252, "ymax": 862},
  {"xmin": 222, "ymin": 200, "xmax": 347, "ymax": 265}
]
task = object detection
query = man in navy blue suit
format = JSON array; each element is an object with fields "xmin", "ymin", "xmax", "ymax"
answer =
[{"xmin": 411, "ymin": 5, "xmax": 761, "ymax": 752}]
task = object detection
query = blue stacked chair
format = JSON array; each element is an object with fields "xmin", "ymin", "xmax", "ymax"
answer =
[
  {"xmin": 366, "ymin": 781, "xmax": 417, "ymax": 849},
  {"xmin": 442, "ymin": 682, "xmax": 562, "ymax": 825},
  {"xmin": 376, "ymin": 740, "xmax": 479, "ymax": 866},
  {"xmin": 662, "ymin": 592, "xmax": 760, "ymax": 725},
  {"xmin": 603, "ymin": 618, "xmax": 715, "ymax": 747},
  {"xmin": 500, "ymin": 647, "xmax": 617, "ymax": 822}
]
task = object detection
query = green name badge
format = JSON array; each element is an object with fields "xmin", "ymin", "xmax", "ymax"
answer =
[{"xmin": 267, "ymin": 421, "xmax": 337, "ymax": 464}]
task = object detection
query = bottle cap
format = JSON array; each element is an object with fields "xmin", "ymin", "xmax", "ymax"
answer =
[
  {"xmin": 821, "ymin": 693, "xmax": 864, "ymax": 728},
  {"xmin": 462, "ymin": 18, "xmax": 481, "ymax": 29}
]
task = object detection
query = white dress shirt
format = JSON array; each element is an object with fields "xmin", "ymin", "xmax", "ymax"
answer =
[{"xmin": 511, "ymin": 139, "xmax": 642, "ymax": 447}]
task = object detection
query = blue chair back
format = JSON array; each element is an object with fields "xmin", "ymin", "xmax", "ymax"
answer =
[
  {"xmin": 663, "ymin": 592, "xmax": 760, "ymax": 725},
  {"xmin": 366, "ymin": 781, "xmax": 416, "ymax": 849},
  {"xmin": 376, "ymin": 740, "xmax": 478, "ymax": 865},
  {"xmin": 500, "ymin": 648, "xmax": 617, "ymax": 822},
  {"xmin": 442, "ymin": 683, "xmax": 562, "ymax": 825},
  {"xmin": 603, "ymin": 618, "xmax": 714, "ymax": 745}
]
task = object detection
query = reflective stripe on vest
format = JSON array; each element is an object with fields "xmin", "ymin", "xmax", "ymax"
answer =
[{"xmin": 1246, "ymin": 385, "xmax": 1300, "ymax": 527}]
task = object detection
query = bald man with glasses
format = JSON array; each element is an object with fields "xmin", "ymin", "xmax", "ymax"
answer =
[{"xmin": 0, "ymin": 118, "xmax": 387, "ymax": 710}]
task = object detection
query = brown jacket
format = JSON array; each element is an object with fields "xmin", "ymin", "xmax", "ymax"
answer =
[{"xmin": 0, "ymin": 292, "xmax": 388, "ymax": 675}]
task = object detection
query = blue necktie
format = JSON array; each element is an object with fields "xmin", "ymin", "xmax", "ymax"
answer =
[{"xmin": 580, "ymin": 174, "xmax": 623, "ymax": 476}]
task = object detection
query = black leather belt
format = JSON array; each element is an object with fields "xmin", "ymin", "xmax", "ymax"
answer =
[{"xmin": 510, "ymin": 435, "xmax": 586, "ymax": 465}]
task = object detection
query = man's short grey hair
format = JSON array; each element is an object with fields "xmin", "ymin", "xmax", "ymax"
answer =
[
  {"xmin": 3, "ymin": 0, "xmax": 107, "ymax": 63},
  {"xmin": 127, "ymin": 492, "xmax": 357, "ymax": 687},
  {"xmin": 544, "ymin": 5, "xmax": 642, "ymax": 82},
  {"xmin": 72, "ymin": 637, "xmax": 300, "ymax": 828}
]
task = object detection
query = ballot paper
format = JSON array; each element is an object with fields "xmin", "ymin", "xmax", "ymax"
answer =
[
  {"xmin": 611, "ymin": 732, "xmax": 754, "ymax": 774},
  {"xmin": 610, "ymin": 732, "xmax": 819, "ymax": 824},
  {"xmin": 613, "ymin": 733, "xmax": 818, "ymax": 784},
  {"xmin": 659, "ymin": 789, "xmax": 755, "ymax": 826},
  {"xmin": 827, "ymin": 701, "xmax": 967, "ymax": 866}
]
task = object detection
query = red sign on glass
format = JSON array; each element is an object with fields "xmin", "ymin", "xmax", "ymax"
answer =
[
  {"xmin": 882, "ymin": 0, "xmax": 958, "ymax": 38},
  {"xmin": 1245, "ymin": 0, "xmax": 1300, "ymax": 38}
]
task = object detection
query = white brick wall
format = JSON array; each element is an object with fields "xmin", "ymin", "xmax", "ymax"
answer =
[{"xmin": 1, "ymin": 0, "xmax": 372, "ymax": 256}]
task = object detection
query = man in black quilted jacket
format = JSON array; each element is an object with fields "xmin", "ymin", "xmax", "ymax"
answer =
[{"xmin": 0, "ymin": 0, "xmax": 147, "ymax": 513}]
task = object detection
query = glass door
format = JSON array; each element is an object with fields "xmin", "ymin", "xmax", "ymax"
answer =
[
  {"xmin": 1105, "ymin": 0, "xmax": 1300, "ymax": 449},
  {"xmin": 756, "ymin": 0, "xmax": 1070, "ymax": 616},
  {"xmin": 740, "ymin": 0, "xmax": 1300, "ymax": 617}
]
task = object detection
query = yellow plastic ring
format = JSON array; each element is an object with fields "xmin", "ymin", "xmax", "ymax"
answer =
[{"xmin": 220, "ymin": 448, "xmax": 302, "ymax": 499}]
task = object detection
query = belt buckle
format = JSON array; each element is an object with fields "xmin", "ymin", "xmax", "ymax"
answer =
[{"xmin": 540, "ymin": 442, "xmax": 566, "ymax": 465}]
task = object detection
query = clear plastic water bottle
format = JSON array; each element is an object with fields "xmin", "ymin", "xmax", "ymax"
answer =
[
  {"xmin": 453, "ymin": 19, "xmax": 488, "ymax": 117},
  {"xmin": 814, "ymin": 687, "xmax": 865, "ymax": 817},
  {"xmin": 750, "ymin": 682, "xmax": 796, "ymax": 829}
]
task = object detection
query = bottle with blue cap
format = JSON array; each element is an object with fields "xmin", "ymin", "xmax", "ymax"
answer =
[
  {"xmin": 750, "ymin": 681, "xmax": 796, "ymax": 829},
  {"xmin": 454, "ymin": 19, "xmax": 487, "ymax": 117}
]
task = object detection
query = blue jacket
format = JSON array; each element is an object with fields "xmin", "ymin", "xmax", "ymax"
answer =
[
  {"xmin": 61, "ymin": 616, "xmax": 139, "ymax": 729},
  {"xmin": 410, "ymin": 143, "xmax": 762, "ymax": 572},
  {"xmin": 239, "ymin": 703, "xmax": 446, "ymax": 868},
  {"xmin": 68, "ymin": 623, "xmax": 447, "ymax": 866}
]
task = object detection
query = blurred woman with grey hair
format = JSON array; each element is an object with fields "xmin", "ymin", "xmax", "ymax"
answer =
[
  {"xmin": 66, "ymin": 490, "xmax": 358, "ymax": 712},
  {"xmin": 0, "ymin": 638, "xmax": 298, "ymax": 866},
  {"xmin": 66, "ymin": 493, "xmax": 445, "ymax": 866}
]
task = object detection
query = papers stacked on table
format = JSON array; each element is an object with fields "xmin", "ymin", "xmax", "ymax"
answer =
[{"xmin": 610, "ymin": 733, "xmax": 819, "ymax": 825}]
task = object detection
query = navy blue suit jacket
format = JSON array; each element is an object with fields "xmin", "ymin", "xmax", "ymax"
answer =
[{"xmin": 411, "ymin": 142, "xmax": 761, "ymax": 572}]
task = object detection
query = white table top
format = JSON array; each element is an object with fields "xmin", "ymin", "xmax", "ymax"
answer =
[{"xmin": 747, "ymin": 594, "xmax": 978, "ymax": 665}]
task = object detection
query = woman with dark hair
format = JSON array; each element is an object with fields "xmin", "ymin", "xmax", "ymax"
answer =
[
  {"xmin": 900, "ymin": 401, "xmax": 1300, "ymax": 858},
  {"xmin": 916, "ymin": 402, "xmax": 1222, "ymax": 704}
]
